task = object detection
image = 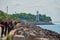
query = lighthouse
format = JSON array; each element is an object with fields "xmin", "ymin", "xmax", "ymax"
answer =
[{"xmin": 36, "ymin": 11, "xmax": 39, "ymax": 22}]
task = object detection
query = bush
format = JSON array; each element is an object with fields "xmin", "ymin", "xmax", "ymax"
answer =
[{"xmin": 6, "ymin": 35, "xmax": 11, "ymax": 40}]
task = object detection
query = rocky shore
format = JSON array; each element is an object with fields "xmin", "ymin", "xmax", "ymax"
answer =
[
  {"xmin": 4, "ymin": 22, "xmax": 60, "ymax": 40},
  {"xmin": 30, "ymin": 22, "xmax": 54, "ymax": 25}
]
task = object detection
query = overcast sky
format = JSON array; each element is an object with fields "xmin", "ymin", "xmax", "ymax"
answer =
[{"xmin": 0, "ymin": 0, "xmax": 60, "ymax": 23}]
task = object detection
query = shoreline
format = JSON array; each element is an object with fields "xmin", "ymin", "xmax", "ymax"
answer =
[{"xmin": 29, "ymin": 22, "xmax": 54, "ymax": 25}]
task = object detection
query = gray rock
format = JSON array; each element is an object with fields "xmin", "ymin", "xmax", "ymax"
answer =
[
  {"xmin": 27, "ymin": 33, "xmax": 36, "ymax": 40},
  {"xmin": 13, "ymin": 35, "xmax": 25, "ymax": 40}
]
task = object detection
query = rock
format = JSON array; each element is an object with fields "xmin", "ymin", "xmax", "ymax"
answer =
[
  {"xmin": 15, "ymin": 23, "xmax": 22, "ymax": 29},
  {"xmin": 36, "ymin": 38, "xmax": 49, "ymax": 40},
  {"xmin": 13, "ymin": 35, "xmax": 25, "ymax": 40},
  {"xmin": 27, "ymin": 33, "xmax": 36, "ymax": 40},
  {"xmin": 7, "ymin": 22, "xmax": 60, "ymax": 40},
  {"xmin": 23, "ymin": 32, "xmax": 29, "ymax": 40},
  {"xmin": 9, "ymin": 29, "xmax": 17, "ymax": 36},
  {"xmin": 24, "ymin": 28, "xmax": 29, "ymax": 32},
  {"xmin": 17, "ymin": 31, "xmax": 23, "ymax": 35}
]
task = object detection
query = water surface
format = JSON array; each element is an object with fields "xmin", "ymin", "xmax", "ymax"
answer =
[{"xmin": 37, "ymin": 23, "xmax": 60, "ymax": 34}]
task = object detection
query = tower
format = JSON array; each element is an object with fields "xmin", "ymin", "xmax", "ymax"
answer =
[
  {"xmin": 36, "ymin": 11, "xmax": 39, "ymax": 22},
  {"xmin": 15, "ymin": 11, "xmax": 17, "ymax": 14}
]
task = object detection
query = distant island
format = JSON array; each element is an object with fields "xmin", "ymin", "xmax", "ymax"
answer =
[{"xmin": 0, "ymin": 10, "xmax": 53, "ymax": 25}]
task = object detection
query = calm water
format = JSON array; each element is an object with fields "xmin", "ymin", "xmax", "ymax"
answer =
[{"xmin": 37, "ymin": 23, "xmax": 60, "ymax": 34}]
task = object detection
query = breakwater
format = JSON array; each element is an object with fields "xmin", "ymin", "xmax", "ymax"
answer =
[
  {"xmin": 8, "ymin": 22, "xmax": 60, "ymax": 40},
  {"xmin": 3, "ymin": 22, "xmax": 60, "ymax": 40},
  {"xmin": 29, "ymin": 22, "xmax": 54, "ymax": 25}
]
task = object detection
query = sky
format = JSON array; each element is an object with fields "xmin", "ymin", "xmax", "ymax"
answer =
[{"xmin": 0, "ymin": 0, "xmax": 60, "ymax": 23}]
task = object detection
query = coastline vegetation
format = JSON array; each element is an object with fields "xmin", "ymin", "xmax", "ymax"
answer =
[
  {"xmin": 0, "ymin": 10, "xmax": 19, "ymax": 21},
  {"xmin": 0, "ymin": 10, "xmax": 52, "ymax": 22}
]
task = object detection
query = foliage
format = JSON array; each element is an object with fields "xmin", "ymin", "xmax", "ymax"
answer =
[
  {"xmin": 0, "ymin": 10, "xmax": 19, "ymax": 21},
  {"xmin": 0, "ymin": 37, "xmax": 2, "ymax": 40},
  {"xmin": 12, "ymin": 13, "xmax": 52, "ymax": 22},
  {"xmin": 0, "ymin": 10, "xmax": 52, "ymax": 22},
  {"xmin": 6, "ymin": 35, "xmax": 11, "ymax": 40}
]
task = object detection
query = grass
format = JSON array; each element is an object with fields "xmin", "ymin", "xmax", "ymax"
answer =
[
  {"xmin": 0, "ymin": 37, "xmax": 2, "ymax": 40},
  {"xmin": 6, "ymin": 35, "xmax": 11, "ymax": 40}
]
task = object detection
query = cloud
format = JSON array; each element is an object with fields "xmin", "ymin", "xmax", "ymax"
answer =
[{"xmin": 0, "ymin": 0, "xmax": 60, "ymax": 22}]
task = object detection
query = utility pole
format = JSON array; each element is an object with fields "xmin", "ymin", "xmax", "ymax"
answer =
[
  {"xmin": 15, "ymin": 11, "xmax": 16, "ymax": 14},
  {"xmin": 6, "ymin": 6, "xmax": 10, "ymax": 19},
  {"xmin": 7, "ymin": 6, "xmax": 8, "ymax": 14}
]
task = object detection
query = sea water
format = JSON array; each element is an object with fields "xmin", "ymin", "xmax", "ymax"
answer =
[{"xmin": 37, "ymin": 23, "xmax": 60, "ymax": 34}]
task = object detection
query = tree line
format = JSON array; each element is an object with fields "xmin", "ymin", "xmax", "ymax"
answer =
[
  {"xmin": 0, "ymin": 10, "xmax": 19, "ymax": 21},
  {"xmin": 12, "ymin": 13, "xmax": 52, "ymax": 22},
  {"xmin": 0, "ymin": 10, "xmax": 52, "ymax": 22}
]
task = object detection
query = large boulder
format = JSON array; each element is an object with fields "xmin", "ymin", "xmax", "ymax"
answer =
[
  {"xmin": 13, "ymin": 35, "xmax": 25, "ymax": 40},
  {"xmin": 27, "ymin": 33, "xmax": 36, "ymax": 40}
]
